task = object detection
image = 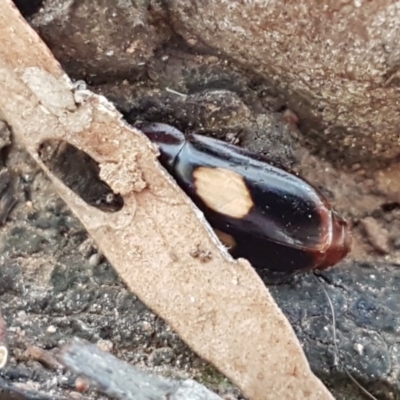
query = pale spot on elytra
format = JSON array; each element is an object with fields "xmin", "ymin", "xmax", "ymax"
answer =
[
  {"xmin": 214, "ymin": 229, "xmax": 237, "ymax": 249},
  {"xmin": 193, "ymin": 167, "xmax": 253, "ymax": 218}
]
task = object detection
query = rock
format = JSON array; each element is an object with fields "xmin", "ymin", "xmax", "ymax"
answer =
[
  {"xmin": 360, "ymin": 217, "xmax": 391, "ymax": 254},
  {"xmin": 27, "ymin": 0, "xmax": 400, "ymax": 168}
]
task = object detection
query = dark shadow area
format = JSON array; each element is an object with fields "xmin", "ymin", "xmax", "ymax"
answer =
[
  {"xmin": 13, "ymin": 0, "xmax": 44, "ymax": 18},
  {"xmin": 38, "ymin": 139, "xmax": 124, "ymax": 212}
]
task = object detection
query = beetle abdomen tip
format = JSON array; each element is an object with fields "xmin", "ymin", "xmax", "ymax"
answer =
[{"xmin": 316, "ymin": 213, "xmax": 351, "ymax": 270}]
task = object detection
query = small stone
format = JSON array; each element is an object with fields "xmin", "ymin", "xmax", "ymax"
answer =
[
  {"xmin": 360, "ymin": 217, "xmax": 390, "ymax": 254},
  {"xmin": 186, "ymin": 37, "xmax": 198, "ymax": 46},
  {"xmin": 88, "ymin": 253, "xmax": 102, "ymax": 267},
  {"xmin": 96, "ymin": 339, "xmax": 113, "ymax": 353},
  {"xmin": 75, "ymin": 377, "xmax": 89, "ymax": 393},
  {"xmin": 0, "ymin": 346, "xmax": 8, "ymax": 368},
  {"xmin": 47, "ymin": 325, "xmax": 57, "ymax": 334},
  {"xmin": 354, "ymin": 343, "xmax": 364, "ymax": 355},
  {"xmin": 17, "ymin": 310, "xmax": 27, "ymax": 320}
]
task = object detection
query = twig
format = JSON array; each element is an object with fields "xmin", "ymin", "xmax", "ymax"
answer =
[{"xmin": 59, "ymin": 339, "xmax": 223, "ymax": 400}]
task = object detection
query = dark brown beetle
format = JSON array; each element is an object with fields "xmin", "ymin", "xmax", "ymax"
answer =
[{"xmin": 140, "ymin": 122, "xmax": 351, "ymax": 281}]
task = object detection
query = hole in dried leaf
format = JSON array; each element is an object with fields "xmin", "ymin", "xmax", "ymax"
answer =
[
  {"xmin": 38, "ymin": 139, "xmax": 124, "ymax": 212},
  {"xmin": 13, "ymin": 0, "xmax": 44, "ymax": 18}
]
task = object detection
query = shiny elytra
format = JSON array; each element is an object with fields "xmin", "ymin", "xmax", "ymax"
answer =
[{"xmin": 140, "ymin": 123, "xmax": 351, "ymax": 280}]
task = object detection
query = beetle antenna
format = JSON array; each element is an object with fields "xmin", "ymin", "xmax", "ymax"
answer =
[
  {"xmin": 313, "ymin": 273, "xmax": 339, "ymax": 366},
  {"xmin": 313, "ymin": 273, "xmax": 378, "ymax": 400}
]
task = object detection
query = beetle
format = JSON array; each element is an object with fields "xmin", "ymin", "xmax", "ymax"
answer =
[{"xmin": 139, "ymin": 122, "xmax": 351, "ymax": 281}]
